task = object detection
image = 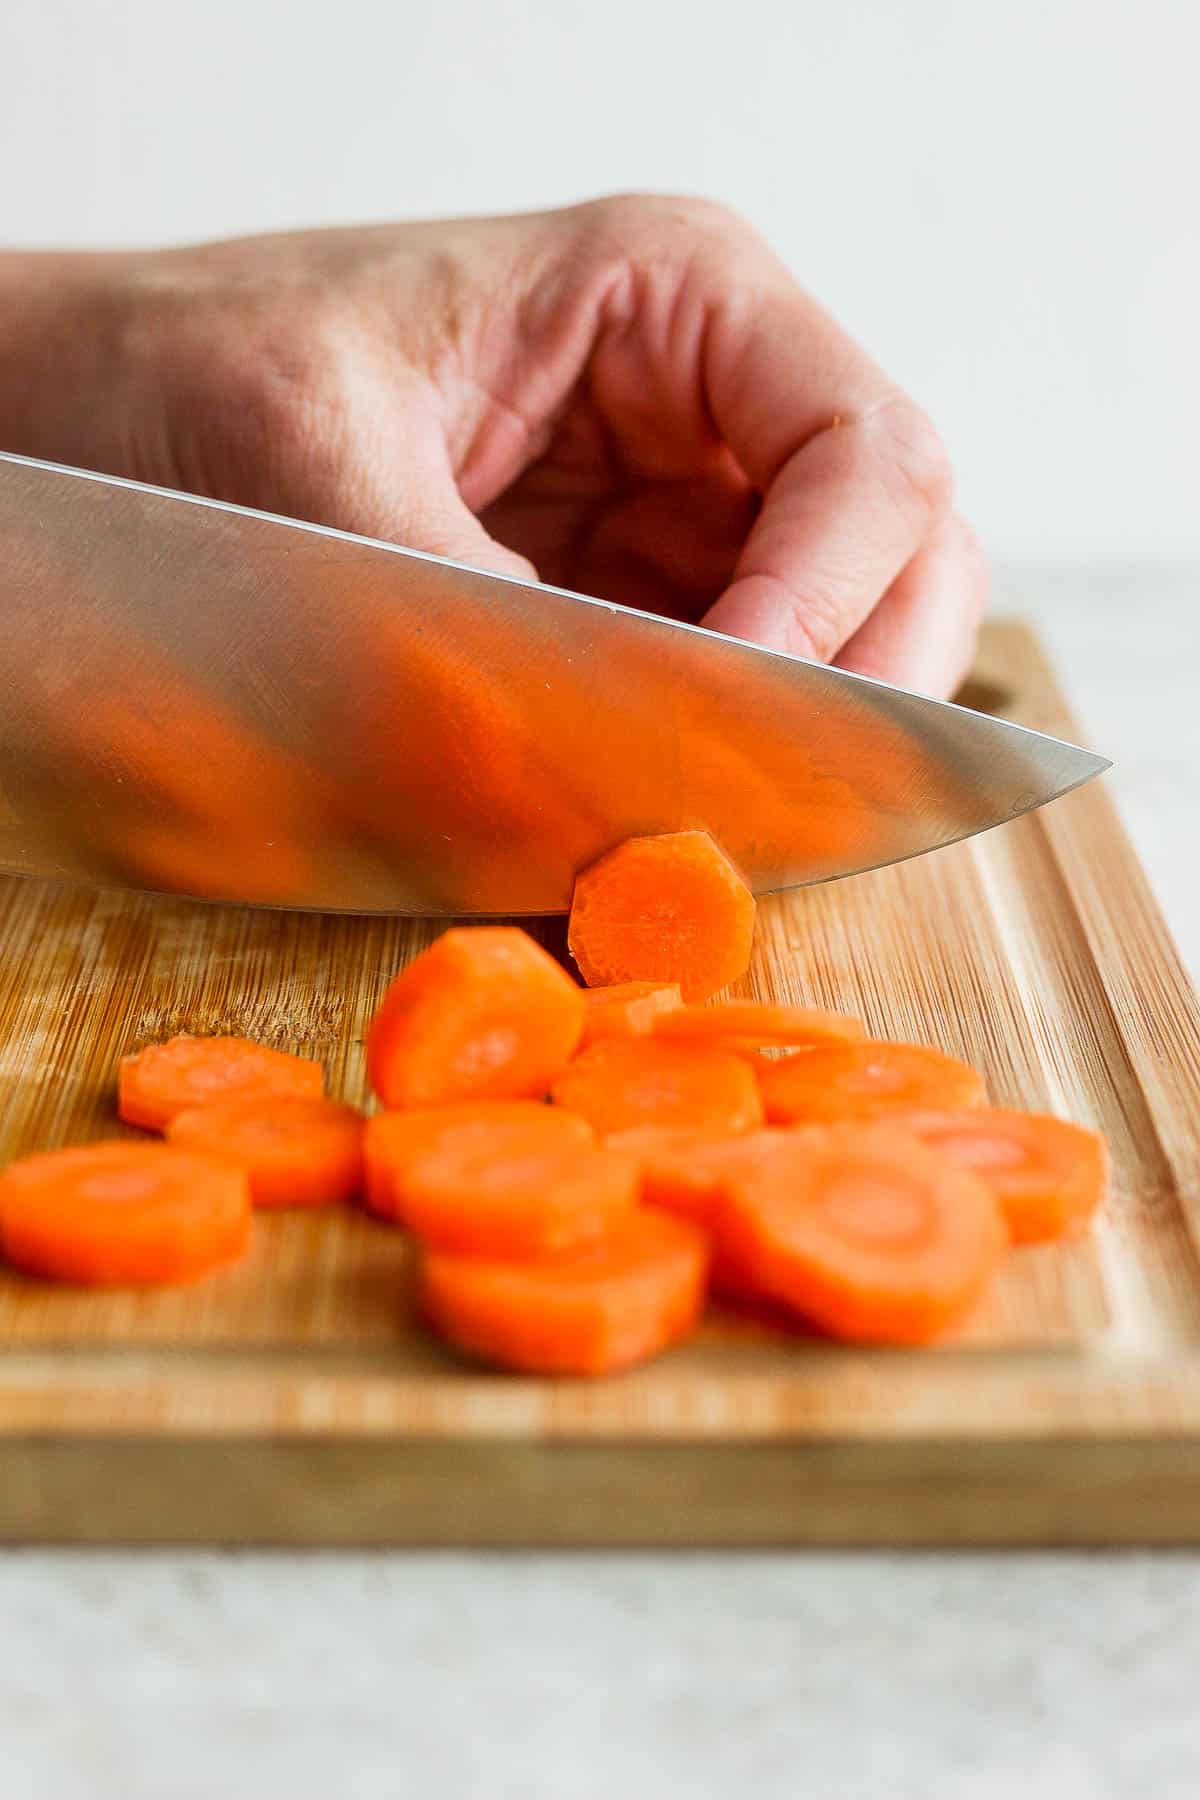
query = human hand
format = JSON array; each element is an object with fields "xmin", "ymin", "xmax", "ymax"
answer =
[{"xmin": 0, "ymin": 197, "xmax": 985, "ymax": 696}]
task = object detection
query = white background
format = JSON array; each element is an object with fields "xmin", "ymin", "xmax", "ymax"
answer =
[{"xmin": 0, "ymin": 0, "xmax": 1195, "ymax": 558}]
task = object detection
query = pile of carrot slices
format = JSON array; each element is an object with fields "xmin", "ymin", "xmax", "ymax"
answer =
[{"xmin": 0, "ymin": 829, "xmax": 1108, "ymax": 1374}]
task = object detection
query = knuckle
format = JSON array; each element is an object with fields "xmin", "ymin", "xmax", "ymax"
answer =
[
  {"xmin": 871, "ymin": 398, "xmax": 956, "ymax": 524},
  {"xmin": 577, "ymin": 190, "xmax": 755, "ymax": 255}
]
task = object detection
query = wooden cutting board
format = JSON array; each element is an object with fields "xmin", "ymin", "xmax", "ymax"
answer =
[{"xmin": 1, "ymin": 618, "xmax": 1198, "ymax": 1547}]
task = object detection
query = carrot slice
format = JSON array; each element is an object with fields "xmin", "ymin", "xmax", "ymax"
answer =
[
  {"xmin": 897, "ymin": 1108, "xmax": 1108, "ymax": 1244},
  {"xmin": 653, "ymin": 1001, "xmax": 865, "ymax": 1049},
  {"xmin": 420, "ymin": 1210, "xmax": 709, "ymax": 1375},
  {"xmin": 166, "ymin": 1096, "xmax": 364, "ymax": 1210},
  {"xmin": 365, "ymin": 1101, "xmax": 594, "ymax": 1222},
  {"xmin": 568, "ymin": 830, "xmax": 756, "ymax": 1002},
  {"xmin": 757, "ymin": 1041, "xmax": 986, "ymax": 1124},
  {"xmin": 551, "ymin": 1037, "xmax": 765, "ymax": 1136},
  {"xmin": 719, "ymin": 1124, "xmax": 1008, "ymax": 1342},
  {"xmin": 118, "ymin": 1036, "xmax": 324, "ymax": 1133},
  {"xmin": 404, "ymin": 1127, "xmax": 639, "ymax": 1259},
  {"xmin": 0, "ymin": 1141, "xmax": 251, "ymax": 1286},
  {"xmin": 607, "ymin": 1124, "xmax": 791, "ymax": 1298},
  {"xmin": 367, "ymin": 927, "xmax": 585, "ymax": 1109},
  {"xmin": 580, "ymin": 982, "xmax": 683, "ymax": 1048}
]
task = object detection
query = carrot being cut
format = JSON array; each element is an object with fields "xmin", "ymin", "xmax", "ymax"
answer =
[
  {"xmin": 166, "ymin": 1096, "xmax": 364, "ymax": 1210},
  {"xmin": 568, "ymin": 830, "xmax": 756, "ymax": 1002},
  {"xmin": 118, "ymin": 1036, "xmax": 324, "ymax": 1133},
  {"xmin": 653, "ymin": 1001, "xmax": 865, "ymax": 1049},
  {"xmin": 551, "ymin": 1037, "xmax": 765, "ymax": 1136},
  {"xmin": 757, "ymin": 1041, "xmax": 986, "ymax": 1125},
  {"xmin": 0, "ymin": 1142, "xmax": 251, "ymax": 1286},
  {"xmin": 719, "ymin": 1124, "xmax": 1008, "ymax": 1342},
  {"xmin": 579, "ymin": 982, "xmax": 682, "ymax": 1048},
  {"xmin": 420, "ymin": 1210, "xmax": 709, "ymax": 1375},
  {"xmin": 898, "ymin": 1108, "xmax": 1107, "ymax": 1244},
  {"xmin": 399, "ymin": 1115, "xmax": 637, "ymax": 1258},
  {"xmin": 367, "ymin": 927, "xmax": 585, "ymax": 1109},
  {"xmin": 364, "ymin": 1101, "xmax": 594, "ymax": 1222}
]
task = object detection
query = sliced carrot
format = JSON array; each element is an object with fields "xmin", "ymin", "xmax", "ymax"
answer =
[
  {"xmin": 897, "ymin": 1108, "xmax": 1108, "ymax": 1244},
  {"xmin": 118, "ymin": 1036, "xmax": 324, "ymax": 1133},
  {"xmin": 606, "ymin": 1124, "xmax": 791, "ymax": 1298},
  {"xmin": 420, "ymin": 1210, "xmax": 709, "ymax": 1375},
  {"xmin": 580, "ymin": 982, "xmax": 683, "ymax": 1048},
  {"xmin": 166, "ymin": 1096, "xmax": 364, "ymax": 1210},
  {"xmin": 719, "ymin": 1124, "xmax": 1008, "ymax": 1342},
  {"xmin": 366, "ymin": 927, "xmax": 585, "ymax": 1109},
  {"xmin": 757, "ymin": 1041, "xmax": 986, "ymax": 1124},
  {"xmin": 404, "ymin": 1126, "xmax": 639, "ymax": 1259},
  {"xmin": 365, "ymin": 1101, "xmax": 594, "ymax": 1222},
  {"xmin": 653, "ymin": 1000, "xmax": 865, "ymax": 1049},
  {"xmin": 0, "ymin": 1141, "xmax": 251, "ymax": 1286},
  {"xmin": 551, "ymin": 1037, "xmax": 765, "ymax": 1136},
  {"xmin": 568, "ymin": 830, "xmax": 756, "ymax": 1002}
]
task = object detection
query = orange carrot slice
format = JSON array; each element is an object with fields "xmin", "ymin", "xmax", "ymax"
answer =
[
  {"xmin": 364, "ymin": 1101, "xmax": 594, "ymax": 1222},
  {"xmin": 166, "ymin": 1096, "xmax": 364, "ymax": 1210},
  {"xmin": 580, "ymin": 982, "xmax": 683, "ymax": 1048},
  {"xmin": 568, "ymin": 830, "xmax": 756, "ymax": 1001},
  {"xmin": 551, "ymin": 1037, "xmax": 764, "ymax": 1136},
  {"xmin": 404, "ymin": 1127, "xmax": 639, "ymax": 1259},
  {"xmin": 420, "ymin": 1210, "xmax": 709, "ymax": 1375},
  {"xmin": 757, "ymin": 1041, "xmax": 986, "ymax": 1124},
  {"xmin": 719, "ymin": 1124, "xmax": 1008, "ymax": 1342},
  {"xmin": 367, "ymin": 927, "xmax": 585, "ymax": 1109},
  {"xmin": 653, "ymin": 1000, "xmax": 865, "ymax": 1049},
  {"xmin": 118, "ymin": 1036, "xmax": 324, "ymax": 1133},
  {"xmin": 897, "ymin": 1108, "xmax": 1108, "ymax": 1244},
  {"xmin": 0, "ymin": 1141, "xmax": 251, "ymax": 1286}
]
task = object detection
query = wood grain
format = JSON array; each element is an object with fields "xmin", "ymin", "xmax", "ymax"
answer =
[{"xmin": 1, "ymin": 618, "xmax": 1199, "ymax": 1544}]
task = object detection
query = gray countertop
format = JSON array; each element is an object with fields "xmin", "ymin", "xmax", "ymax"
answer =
[{"xmin": 3, "ymin": 560, "xmax": 1198, "ymax": 1799}]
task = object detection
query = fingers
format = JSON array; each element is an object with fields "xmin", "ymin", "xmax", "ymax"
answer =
[{"xmin": 833, "ymin": 514, "xmax": 989, "ymax": 698}]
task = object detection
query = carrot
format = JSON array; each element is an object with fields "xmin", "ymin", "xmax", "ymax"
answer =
[
  {"xmin": 365, "ymin": 1101, "xmax": 594, "ymax": 1222},
  {"xmin": 580, "ymin": 982, "xmax": 683, "ymax": 1048},
  {"xmin": 757, "ymin": 1041, "xmax": 987, "ymax": 1124},
  {"xmin": 420, "ymin": 1210, "xmax": 709, "ymax": 1375},
  {"xmin": 0, "ymin": 1141, "xmax": 251, "ymax": 1286},
  {"xmin": 118, "ymin": 1036, "xmax": 324, "ymax": 1133},
  {"xmin": 404, "ymin": 1128, "xmax": 639, "ymax": 1259},
  {"xmin": 652, "ymin": 1000, "xmax": 865, "ymax": 1049},
  {"xmin": 551, "ymin": 1037, "xmax": 765, "ymax": 1136},
  {"xmin": 166, "ymin": 1096, "xmax": 364, "ymax": 1210},
  {"xmin": 897, "ymin": 1108, "xmax": 1108, "ymax": 1244},
  {"xmin": 366, "ymin": 927, "xmax": 585, "ymax": 1109},
  {"xmin": 568, "ymin": 830, "xmax": 756, "ymax": 1002},
  {"xmin": 719, "ymin": 1124, "xmax": 1008, "ymax": 1342},
  {"xmin": 606, "ymin": 1124, "xmax": 790, "ymax": 1298}
]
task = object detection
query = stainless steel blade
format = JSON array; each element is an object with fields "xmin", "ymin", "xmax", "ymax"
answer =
[{"xmin": 0, "ymin": 453, "xmax": 1109, "ymax": 914}]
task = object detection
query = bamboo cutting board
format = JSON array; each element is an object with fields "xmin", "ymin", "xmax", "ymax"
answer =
[{"xmin": 1, "ymin": 619, "xmax": 1198, "ymax": 1547}]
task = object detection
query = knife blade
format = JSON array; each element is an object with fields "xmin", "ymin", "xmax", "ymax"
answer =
[{"xmin": 0, "ymin": 452, "xmax": 1108, "ymax": 915}]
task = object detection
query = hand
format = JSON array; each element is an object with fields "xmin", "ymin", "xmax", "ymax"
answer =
[{"xmin": 0, "ymin": 197, "xmax": 985, "ymax": 696}]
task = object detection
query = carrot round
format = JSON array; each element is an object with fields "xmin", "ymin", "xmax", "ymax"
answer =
[
  {"xmin": 420, "ymin": 1210, "xmax": 709, "ymax": 1375},
  {"xmin": 0, "ymin": 1141, "xmax": 251, "ymax": 1286},
  {"xmin": 652, "ymin": 1000, "xmax": 865, "ymax": 1049},
  {"xmin": 366, "ymin": 927, "xmax": 585, "ymax": 1109},
  {"xmin": 365, "ymin": 1101, "xmax": 594, "ymax": 1222},
  {"xmin": 551, "ymin": 1037, "xmax": 765, "ymax": 1136},
  {"xmin": 898, "ymin": 1108, "xmax": 1107, "ymax": 1244},
  {"xmin": 719, "ymin": 1124, "xmax": 1008, "ymax": 1342},
  {"xmin": 580, "ymin": 982, "xmax": 683, "ymax": 1048},
  {"xmin": 166, "ymin": 1096, "xmax": 364, "ymax": 1210},
  {"xmin": 757, "ymin": 1041, "xmax": 987, "ymax": 1124},
  {"xmin": 118, "ymin": 1036, "xmax": 324, "ymax": 1133},
  {"xmin": 404, "ymin": 1130, "xmax": 639, "ymax": 1260},
  {"xmin": 568, "ymin": 830, "xmax": 756, "ymax": 1002}
]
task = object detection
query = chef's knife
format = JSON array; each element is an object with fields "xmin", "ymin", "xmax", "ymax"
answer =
[{"xmin": 0, "ymin": 453, "xmax": 1108, "ymax": 915}]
